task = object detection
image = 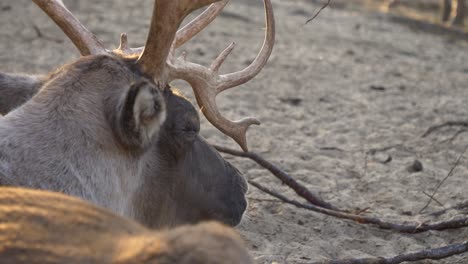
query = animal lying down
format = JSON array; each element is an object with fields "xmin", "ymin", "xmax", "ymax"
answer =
[
  {"xmin": 0, "ymin": 0, "xmax": 274, "ymax": 228},
  {"xmin": 0, "ymin": 187, "xmax": 252, "ymax": 264},
  {"xmin": 0, "ymin": 69, "xmax": 248, "ymax": 228}
]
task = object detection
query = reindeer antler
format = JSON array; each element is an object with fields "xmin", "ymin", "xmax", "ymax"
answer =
[
  {"xmin": 32, "ymin": 0, "xmax": 106, "ymax": 56},
  {"xmin": 174, "ymin": 1, "xmax": 230, "ymax": 49},
  {"xmin": 33, "ymin": 0, "xmax": 228, "ymax": 57},
  {"xmin": 138, "ymin": 0, "xmax": 275, "ymax": 151},
  {"xmin": 167, "ymin": 0, "xmax": 275, "ymax": 151},
  {"xmin": 33, "ymin": 0, "xmax": 275, "ymax": 151},
  {"xmin": 136, "ymin": 0, "xmax": 222, "ymax": 83}
]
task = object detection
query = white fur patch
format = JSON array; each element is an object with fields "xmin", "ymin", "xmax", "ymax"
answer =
[{"xmin": 133, "ymin": 85, "xmax": 166, "ymax": 143}]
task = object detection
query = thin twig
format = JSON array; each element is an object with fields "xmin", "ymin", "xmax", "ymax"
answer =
[
  {"xmin": 430, "ymin": 200, "xmax": 468, "ymax": 217},
  {"xmin": 363, "ymin": 151, "xmax": 369, "ymax": 178},
  {"xmin": 422, "ymin": 121, "xmax": 468, "ymax": 138},
  {"xmin": 213, "ymin": 145, "xmax": 339, "ymax": 210},
  {"xmin": 419, "ymin": 146, "xmax": 468, "ymax": 213},
  {"xmin": 305, "ymin": 0, "xmax": 331, "ymax": 24},
  {"xmin": 441, "ymin": 129, "xmax": 468, "ymax": 144},
  {"xmin": 218, "ymin": 145, "xmax": 468, "ymax": 232},
  {"xmin": 247, "ymin": 196, "xmax": 282, "ymax": 203},
  {"xmin": 422, "ymin": 191, "xmax": 445, "ymax": 207},
  {"xmin": 311, "ymin": 240, "xmax": 468, "ymax": 264},
  {"xmin": 32, "ymin": 25, "xmax": 63, "ymax": 43},
  {"xmin": 249, "ymin": 181, "xmax": 468, "ymax": 233},
  {"xmin": 319, "ymin": 146, "xmax": 345, "ymax": 152}
]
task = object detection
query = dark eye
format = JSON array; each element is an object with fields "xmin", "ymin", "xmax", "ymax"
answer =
[
  {"xmin": 181, "ymin": 124, "xmax": 198, "ymax": 141},
  {"xmin": 182, "ymin": 125, "xmax": 197, "ymax": 134}
]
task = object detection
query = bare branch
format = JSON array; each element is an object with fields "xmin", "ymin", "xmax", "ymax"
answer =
[
  {"xmin": 422, "ymin": 191, "xmax": 444, "ymax": 207},
  {"xmin": 422, "ymin": 121, "xmax": 468, "ymax": 138},
  {"xmin": 249, "ymin": 181, "xmax": 468, "ymax": 233},
  {"xmin": 430, "ymin": 200, "xmax": 468, "ymax": 217},
  {"xmin": 305, "ymin": 0, "xmax": 331, "ymax": 24},
  {"xmin": 419, "ymin": 145, "xmax": 468, "ymax": 213},
  {"xmin": 215, "ymin": 144, "xmax": 468, "ymax": 233},
  {"xmin": 213, "ymin": 145, "xmax": 338, "ymax": 210},
  {"xmin": 310, "ymin": 240, "xmax": 468, "ymax": 264}
]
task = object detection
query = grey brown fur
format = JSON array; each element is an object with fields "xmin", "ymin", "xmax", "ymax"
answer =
[
  {"xmin": 0, "ymin": 56, "xmax": 248, "ymax": 228},
  {"xmin": 0, "ymin": 55, "xmax": 167, "ymax": 217},
  {"xmin": 0, "ymin": 73, "xmax": 44, "ymax": 115}
]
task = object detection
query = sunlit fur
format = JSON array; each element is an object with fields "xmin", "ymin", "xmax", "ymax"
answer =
[{"xmin": 0, "ymin": 187, "xmax": 253, "ymax": 264}]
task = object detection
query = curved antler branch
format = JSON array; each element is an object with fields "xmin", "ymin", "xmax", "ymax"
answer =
[
  {"xmin": 32, "ymin": 0, "xmax": 106, "ymax": 56},
  {"xmin": 217, "ymin": 0, "xmax": 275, "ymax": 93},
  {"xmin": 168, "ymin": 0, "xmax": 275, "ymax": 151},
  {"xmin": 175, "ymin": 1, "xmax": 230, "ymax": 49},
  {"xmin": 113, "ymin": 2, "xmax": 229, "ymax": 58},
  {"xmin": 137, "ymin": 0, "xmax": 221, "ymax": 83},
  {"xmin": 34, "ymin": 0, "xmax": 274, "ymax": 151},
  {"xmin": 210, "ymin": 42, "xmax": 236, "ymax": 72}
]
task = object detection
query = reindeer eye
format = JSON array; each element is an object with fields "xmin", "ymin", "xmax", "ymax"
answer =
[{"xmin": 182, "ymin": 125, "xmax": 197, "ymax": 134}]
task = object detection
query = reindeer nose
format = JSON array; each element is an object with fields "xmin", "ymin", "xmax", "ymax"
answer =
[
  {"xmin": 223, "ymin": 163, "xmax": 248, "ymax": 226},
  {"xmin": 182, "ymin": 124, "xmax": 198, "ymax": 141},
  {"xmin": 223, "ymin": 195, "xmax": 247, "ymax": 226}
]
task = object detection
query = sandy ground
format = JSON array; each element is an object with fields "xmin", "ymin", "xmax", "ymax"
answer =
[{"xmin": 1, "ymin": 0, "xmax": 468, "ymax": 263}]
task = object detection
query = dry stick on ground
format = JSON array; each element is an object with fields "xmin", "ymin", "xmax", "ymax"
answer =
[
  {"xmin": 214, "ymin": 144, "xmax": 468, "ymax": 232},
  {"xmin": 441, "ymin": 129, "xmax": 468, "ymax": 144},
  {"xmin": 419, "ymin": 145, "xmax": 468, "ymax": 213},
  {"xmin": 422, "ymin": 121, "xmax": 468, "ymax": 138},
  {"xmin": 430, "ymin": 200, "xmax": 468, "ymax": 217},
  {"xmin": 310, "ymin": 240, "xmax": 468, "ymax": 264},
  {"xmin": 305, "ymin": 0, "xmax": 331, "ymax": 24},
  {"xmin": 32, "ymin": 25, "xmax": 63, "ymax": 43},
  {"xmin": 249, "ymin": 181, "xmax": 468, "ymax": 233},
  {"xmin": 213, "ymin": 145, "xmax": 338, "ymax": 210},
  {"xmin": 422, "ymin": 191, "xmax": 445, "ymax": 207}
]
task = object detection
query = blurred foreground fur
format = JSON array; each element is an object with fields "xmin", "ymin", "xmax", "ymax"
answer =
[{"xmin": 0, "ymin": 187, "xmax": 252, "ymax": 264}]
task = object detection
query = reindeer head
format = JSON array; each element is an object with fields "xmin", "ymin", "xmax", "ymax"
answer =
[
  {"xmin": 134, "ymin": 88, "xmax": 249, "ymax": 227},
  {"xmin": 0, "ymin": 0, "xmax": 275, "ymax": 226},
  {"xmin": 33, "ymin": 0, "xmax": 274, "ymax": 151}
]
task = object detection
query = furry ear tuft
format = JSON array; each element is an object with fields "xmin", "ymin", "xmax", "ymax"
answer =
[{"xmin": 117, "ymin": 80, "xmax": 166, "ymax": 150}]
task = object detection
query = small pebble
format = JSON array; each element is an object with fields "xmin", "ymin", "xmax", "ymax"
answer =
[
  {"xmin": 408, "ymin": 160, "xmax": 423, "ymax": 173},
  {"xmin": 402, "ymin": 210, "xmax": 413, "ymax": 216},
  {"xmin": 370, "ymin": 85, "xmax": 386, "ymax": 91},
  {"xmin": 374, "ymin": 152, "xmax": 392, "ymax": 164}
]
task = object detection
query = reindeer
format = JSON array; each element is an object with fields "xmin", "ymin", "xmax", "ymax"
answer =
[
  {"xmin": 0, "ymin": 187, "xmax": 252, "ymax": 264},
  {"xmin": 0, "ymin": 0, "xmax": 275, "ymax": 228},
  {"xmin": 385, "ymin": 0, "xmax": 465, "ymax": 25}
]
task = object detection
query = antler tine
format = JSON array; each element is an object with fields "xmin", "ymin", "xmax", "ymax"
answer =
[
  {"xmin": 175, "ymin": 0, "xmax": 230, "ymax": 49},
  {"xmin": 113, "ymin": 1, "xmax": 228, "ymax": 58},
  {"xmin": 32, "ymin": 0, "xmax": 106, "ymax": 56},
  {"xmin": 217, "ymin": 0, "xmax": 275, "ymax": 93},
  {"xmin": 210, "ymin": 42, "xmax": 236, "ymax": 72},
  {"xmin": 168, "ymin": 0, "xmax": 275, "ymax": 151},
  {"xmin": 137, "ymin": 0, "xmax": 221, "ymax": 84}
]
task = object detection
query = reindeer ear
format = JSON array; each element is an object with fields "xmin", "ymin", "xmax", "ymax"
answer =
[{"xmin": 118, "ymin": 80, "xmax": 166, "ymax": 150}]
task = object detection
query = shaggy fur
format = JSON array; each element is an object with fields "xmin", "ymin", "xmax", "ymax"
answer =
[
  {"xmin": 0, "ymin": 56, "xmax": 248, "ymax": 227},
  {"xmin": 0, "ymin": 187, "xmax": 252, "ymax": 264}
]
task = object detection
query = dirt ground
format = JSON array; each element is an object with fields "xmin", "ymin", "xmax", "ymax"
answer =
[{"xmin": 1, "ymin": 0, "xmax": 468, "ymax": 263}]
